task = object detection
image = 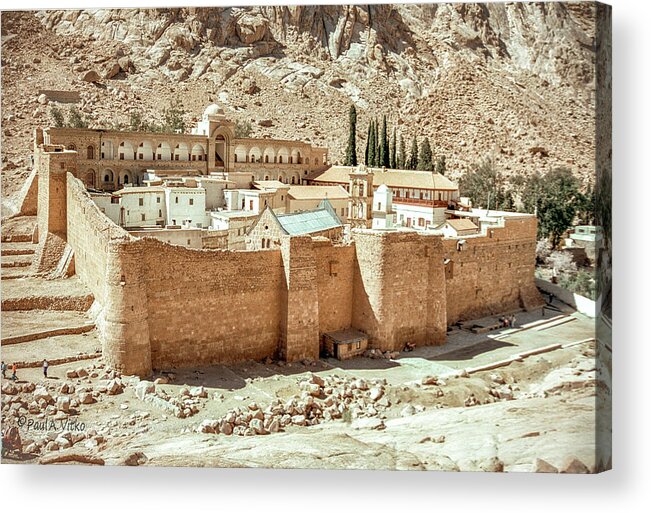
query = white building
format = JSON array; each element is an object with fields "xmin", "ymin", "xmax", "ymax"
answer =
[
  {"xmin": 371, "ymin": 184, "xmax": 396, "ymax": 230},
  {"xmin": 309, "ymin": 166, "xmax": 459, "ymax": 229}
]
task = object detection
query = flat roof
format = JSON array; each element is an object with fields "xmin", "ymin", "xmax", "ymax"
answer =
[
  {"xmin": 253, "ymin": 180, "xmax": 291, "ymax": 190},
  {"xmin": 311, "ymin": 166, "xmax": 458, "ymax": 191},
  {"xmin": 446, "ymin": 219, "xmax": 479, "ymax": 232},
  {"xmin": 287, "ymin": 185, "xmax": 349, "ymax": 201},
  {"xmin": 323, "ymin": 328, "xmax": 368, "ymax": 344},
  {"xmin": 210, "ymin": 210, "xmax": 259, "ymax": 219}
]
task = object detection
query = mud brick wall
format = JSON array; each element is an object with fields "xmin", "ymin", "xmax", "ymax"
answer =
[{"xmin": 442, "ymin": 216, "xmax": 543, "ymax": 324}]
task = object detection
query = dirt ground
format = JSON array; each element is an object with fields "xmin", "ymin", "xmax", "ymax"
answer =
[{"xmin": 1, "ymin": 285, "xmax": 611, "ymax": 472}]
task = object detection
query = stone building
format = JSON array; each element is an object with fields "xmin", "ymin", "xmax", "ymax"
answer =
[
  {"xmin": 26, "ymin": 112, "xmax": 543, "ymax": 377},
  {"xmin": 35, "ymin": 103, "xmax": 328, "ymax": 192},
  {"xmin": 247, "ymin": 199, "xmax": 343, "ymax": 250},
  {"xmin": 309, "ymin": 165, "xmax": 459, "ymax": 229}
]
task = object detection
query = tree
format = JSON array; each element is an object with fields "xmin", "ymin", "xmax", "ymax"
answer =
[
  {"xmin": 390, "ymin": 127, "xmax": 397, "ymax": 169},
  {"xmin": 364, "ymin": 121, "xmax": 372, "ymax": 165},
  {"xmin": 162, "ymin": 98, "xmax": 186, "ymax": 133},
  {"xmin": 435, "ymin": 155, "xmax": 447, "ymax": 175},
  {"xmin": 522, "ymin": 167, "xmax": 584, "ymax": 248},
  {"xmin": 459, "ymin": 158, "xmax": 512, "ymax": 212},
  {"xmin": 367, "ymin": 119, "xmax": 377, "ymax": 167},
  {"xmin": 50, "ymin": 106, "xmax": 65, "ymax": 128},
  {"xmin": 408, "ymin": 135, "xmax": 418, "ymax": 170},
  {"xmin": 373, "ymin": 118, "xmax": 380, "ymax": 167},
  {"xmin": 379, "ymin": 115, "xmax": 389, "ymax": 167},
  {"xmin": 129, "ymin": 111, "xmax": 145, "ymax": 131},
  {"xmin": 344, "ymin": 104, "xmax": 358, "ymax": 166},
  {"xmin": 417, "ymin": 137, "xmax": 433, "ymax": 171},
  {"xmin": 67, "ymin": 106, "xmax": 88, "ymax": 128},
  {"xmin": 397, "ymin": 133, "xmax": 406, "ymax": 169},
  {"xmin": 234, "ymin": 120, "xmax": 252, "ymax": 138}
]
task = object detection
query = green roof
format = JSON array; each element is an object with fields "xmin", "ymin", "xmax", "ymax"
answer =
[{"xmin": 276, "ymin": 199, "xmax": 341, "ymax": 235}]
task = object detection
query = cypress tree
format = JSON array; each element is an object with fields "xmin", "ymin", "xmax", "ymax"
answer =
[
  {"xmin": 435, "ymin": 155, "xmax": 447, "ymax": 175},
  {"xmin": 344, "ymin": 104, "xmax": 358, "ymax": 166},
  {"xmin": 364, "ymin": 121, "xmax": 372, "ymax": 166},
  {"xmin": 390, "ymin": 127, "xmax": 397, "ymax": 169},
  {"xmin": 374, "ymin": 118, "xmax": 380, "ymax": 167},
  {"xmin": 368, "ymin": 119, "xmax": 377, "ymax": 167},
  {"xmin": 408, "ymin": 135, "xmax": 419, "ymax": 170},
  {"xmin": 417, "ymin": 137, "xmax": 433, "ymax": 171},
  {"xmin": 379, "ymin": 115, "xmax": 390, "ymax": 167},
  {"xmin": 398, "ymin": 133, "xmax": 406, "ymax": 169}
]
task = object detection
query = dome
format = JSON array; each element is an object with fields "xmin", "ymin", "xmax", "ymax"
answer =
[{"xmin": 203, "ymin": 103, "xmax": 225, "ymax": 118}]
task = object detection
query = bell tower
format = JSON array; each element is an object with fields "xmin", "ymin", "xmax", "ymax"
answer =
[{"xmin": 348, "ymin": 165, "xmax": 374, "ymax": 228}]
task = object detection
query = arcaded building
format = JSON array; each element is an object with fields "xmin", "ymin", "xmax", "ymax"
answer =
[{"xmin": 36, "ymin": 103, "xmax": 328, "ymax": 191}]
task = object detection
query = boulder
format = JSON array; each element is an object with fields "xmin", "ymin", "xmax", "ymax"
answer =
[
  {"xmin": 56, "ymin": 396, "xmax": 71, "ymax": 413},
  {"xmin": 369, "ymin": 387, "xmax": 384, "ymax": 401},
  {"xmin": 37, "ymin": 94, "xmax": 48, "ymax": 105},
  {"xmin": 78, "ymin": 392, "xmax": 95, "ymax": 405},
  {"xmin": 533, "ymin": 458, "xmax": 559, "ymax": 473},
  {"xmin": 189, "ymin": 386, "xmax": 207, "ymax": 398},
  {"xmin": 117, "ymin": 55, "xmax": 134, "ymax": 73},
  {"xmin": 33, "ymin": 386, "xmax": 52, "ymax": 403},
  {"xmin": 268, "ymin": 419, "xmax": 280, "ymax": 433},
  {"xmin": 80, "ymin": 70, "xmax": 101, "ymax": 83},
  {"xmin": 560, "ymin": 456, "xmax": 590, "ymax": 474},
  {"xmin": 421, "ymin": 376, "xmax": 439, "ymax": 386},
  {"xmin": 135, "ymin": 380, "xmax": 156, "ymax": 400},
  {"xmin": 103, "ymin": 61, "xmax": 121, "ymax": 79},
  {"xmin": 65, "ymin": 369, "xmax": 78, "ymax": 379},
  {"xmin": 76, "ymin": 368, "xmax": 88, "ymax": 378},
  {"xmin": 257, "ymin": 119, "xmax": 273, "ymax": 127},
  {"xmin": 105, "ymin": 379, "xmax": 123, "ymax": 395},
  {"xmin": 123, "ymin": 451, "xmax": 148, "ymax": 466},
  {"xmin": 250, "ymin": 418, "xmax": 265, "ymax": 435}
]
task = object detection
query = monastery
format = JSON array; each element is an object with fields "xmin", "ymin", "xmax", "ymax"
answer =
[{"xmin": 23, "ymin": 104, "xmax": 544, "ymax": 377}]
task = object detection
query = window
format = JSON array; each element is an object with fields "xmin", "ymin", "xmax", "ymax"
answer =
[
  {"xmin": 249, "ymin": 200, "xmax": 254, "ymax": 210},
  {"xmin": 234, "ymin": 154, "xmax": 238, "ymax": 162},
  {"xmin": 189, "ymin": 198, "xmax": 194, "ymax": 205},
  {"xmin": 175, "ymin": 197, "xmax": 179, "ymax": 204},
  {"xmin": 157, "ymin": 197, "xmax": 161, "ymax": 203},
  {"xmin": 139, "ymin": 198, "xmax": 144, "ymax": 206},
  {"xmin": 377, "ymin": 202, "xmax": 381, "ymax": 210},
  {"xmin": 141, "ymin": 214, "xmax": 145, "ymax": 221},
  {"xmin": 139, "ymin": 154, "xmax": 143, "ymax": 160},
  {"xmin": 86, "ymin": 146, "xmax": 94, "ymax": 159},
  {"xmin": 119, "ymin": 153, "xmax": 124, "ymax": 160},
  {"xmin": 418, "ymin": 218, "xmax": 425, "ymax": 227},
  {"xmin": 158, "ymin": 209, "xmax": 162, "ymax": 217},
  {"xmin": 111, "ymin": 197, "xmax": 119, "ymax": 204},
  {"xmin": 187, "ymin": 239, "xmax": 191, "ymax": 245}
]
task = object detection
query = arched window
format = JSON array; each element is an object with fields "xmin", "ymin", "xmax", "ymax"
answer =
[
  {"xmin": 86, "ymin": 145, "xmax": 94, "ymax": 159},
  {"xmin": 291, "ymin": 176, "xmax": 296, "ymax": 184},
  {"xmin": 67, "ymin": 144, "xmax": 77, "ymax": 151},
  {"xmin": 234, "ymin": 154, "xmax": 238, "ymax": 163},
  {"xmin": 124, "ymin": 174, "xmax": 129, "ymax": 184}
]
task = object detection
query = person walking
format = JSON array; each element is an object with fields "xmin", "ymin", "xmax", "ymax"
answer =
[
  {"xmin": 43, "ymin": 359, "xmax": 49, "ymax": 379},
  {"xmin": 1, "ymin": 361, "xmax": 6, "ymax": 379},
  {"xmin": 511, "ymin": 314, "xmax": 517, "ymax": 329},
  {"xmin": 11, "ymin": 363, "xmax": 17, "ymax": 382}
]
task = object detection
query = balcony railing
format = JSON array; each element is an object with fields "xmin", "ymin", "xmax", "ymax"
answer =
[{"xmin": 392, "ymin": 197, "xmax": 450, "ymax": 208}]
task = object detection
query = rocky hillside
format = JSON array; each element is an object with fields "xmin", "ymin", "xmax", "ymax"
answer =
[{"xmin": 1, "ymin": 3, "xmax": 597, "ymax": 211}]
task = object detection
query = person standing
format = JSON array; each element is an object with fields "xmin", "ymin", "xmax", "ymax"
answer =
[
  {"xmin": 43, "ymin": 359, "xmax": 49, "ymax": 379},
  {"xmin": 511, "ymin": 315, "xmax": 517, "ymax": 329},
  {"xmin": 1, "ymin": 361, "xmax": 6, "ymax": 379},
  {"xmin": 11, "ymin": 363, "xmax": 17, "ymax": 382}
]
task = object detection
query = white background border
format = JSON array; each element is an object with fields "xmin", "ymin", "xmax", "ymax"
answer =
[{"xmin": 1, "ymin": 0, "xmax": 648, "ymax": 510}]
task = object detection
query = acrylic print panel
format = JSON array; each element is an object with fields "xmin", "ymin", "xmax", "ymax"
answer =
[{"xmin": 0, "ymin": 1, "xmax": 611, "ymax": 472}]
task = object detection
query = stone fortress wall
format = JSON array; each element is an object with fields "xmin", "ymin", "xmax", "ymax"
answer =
[{"xmin": 36, "ymin": 145, "xmax": 542, "ymax": 377}]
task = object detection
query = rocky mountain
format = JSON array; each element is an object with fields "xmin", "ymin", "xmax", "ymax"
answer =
[{"xmin": 1, "ymin": 3, "xmax": 597, "ymax": 213}]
